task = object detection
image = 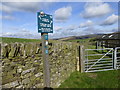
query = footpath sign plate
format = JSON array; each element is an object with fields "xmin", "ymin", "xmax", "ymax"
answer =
[
  {"xmin": 37, "ymin": 12, "xmax": 53, "ymax": 33},
  {"xmin": 44, "ymin": 34, "xmax": 48, "ymax": 40}
]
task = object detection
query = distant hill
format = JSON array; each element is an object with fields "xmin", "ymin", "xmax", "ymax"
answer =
[
  {"xmin": 55, "ymin": 34, "xmax": 103, "ymax": 41},
  {"xmin": 96, "ymin": 32, "xmax": 120, "ymax": 40}
]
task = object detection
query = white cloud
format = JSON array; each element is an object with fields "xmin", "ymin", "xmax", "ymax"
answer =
[
  {"xmin": 66, "ymin": 25, "xmax": 78, "ymax": 30},
  {"xmin": 0, "ymin": 1, "xmax": 56, "ymax": 13},
  {"xmin": 1, "ymin": 26, "xmax": 40, "ymax": 39},
  {"xmin": 82, "ymin": 26, "xmax": 117, "ymax": 34},
  {"xmin": 54, "ymin": 26, "xmax": 62, "ymax": 30},
  {"xmin": 39, "ymin": 26, "xmax": 118, "ymax": 39},
  {"xmin": 2, "ymin": 26, "xmax": 118, "ymax": 39},
  {"xmin": 54, "ymin": 6, "xmax": 72, "ymax": 22},
  {"xmin": 81, "ymin": 2, "xmax": 112, "ymax": 18},
  {"xmin": 1, "ymin": 2, "xmax": 41, "ymax": 13},
  {"xmin": 2, "ymin": 31, "xmax": 40, "ymax": 39},
  {"xmin": 0, "ymin": 15, "xmax": 15, "ymax": 20},
  {"xmin": 79, "ymin": 20, "xmax": 93, "ymax": 28},
  {"xmin": 2, "ymin": 0, "xmax": 59, "ymax": 2},
  {"xmin": 100, "ymin": 14, "xmax": 118, "ymax": 26},
  {"xmin": 0, "ymin": 3, "xmax": 13, "ymax": 13}
]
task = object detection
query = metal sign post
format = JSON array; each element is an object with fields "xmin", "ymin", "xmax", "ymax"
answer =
[{"xmin": 37, "ymin": 11, "xmax": 53, "ymax": 88}]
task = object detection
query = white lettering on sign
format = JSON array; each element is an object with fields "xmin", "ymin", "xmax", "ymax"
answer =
[
  {"xmin": 50, "ymin": 21, "xmax": 52, "ymax": 24},
  {"xmin": 41, "ymin": 18, "xmax": 49, "ymax": 23},
  {"xmin": 50, "ymin": 16, "xmax": 52, "ymax": 19},
  {"xmin": 41, "ymin": 28, "xmax": 52, "ymax": 32},
  {"xmin": 40, "ymin": 23, "xmax": 51, "ymax": 28}
]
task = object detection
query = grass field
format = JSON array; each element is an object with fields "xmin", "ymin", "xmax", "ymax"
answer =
[
  {"xmin": 0, "ymin": 37, "xmax": 40, "ymax": 43},
  {"xmin": 59, "ymin": 70, "xmax": 120, "ymax": 88},
  {"xmin": 0, "ymin": 36, "xmax": 92, "ymax": 43},
  {"xmin": 59, "ymin": 38, "xmax": 120, "ymax": 88}
]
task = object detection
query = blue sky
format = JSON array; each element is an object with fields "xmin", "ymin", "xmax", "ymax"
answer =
[{"xmin": 0, "ymin": 1, "xmax": 119, "ymax": 39}]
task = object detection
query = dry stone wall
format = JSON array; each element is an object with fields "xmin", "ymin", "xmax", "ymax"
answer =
[{"xmin": 1, "ymin": 41, "xmax": 78, "ymax": 88}]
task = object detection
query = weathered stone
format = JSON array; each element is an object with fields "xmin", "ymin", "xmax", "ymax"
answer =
[
  {"xmin": 2, "ymin": 83, "xmax": 11, "ymax": 88},
  {"xmin": 35, "ymin": 72, "xmax": 43, "ymax": 77},
  {"xmin": 10, "ymin": 80, "xmax": 19, "ymax": 87},
  {"xmin": 16, "ymin": 85, "xmax": 23, "ymax": 88},
  {"xmin": 22, "ymin": 68, "xmax": 35, "ymax": 75},
  {"xmin": 35, "ymin": 83, "xmax": 43, "ymax": 88},
  {"xmin": 17, "ymin": 68, "xmax": 22, "ymax": 73},
  {"xmin": 23, "ymin": 73, "xmax": 32, "ymax": 78},
  {"xmin": 22, "ymin": 78, "xmax": 30, "ymax": 85},
  {"xmin": 2, "ymin": 80, "xmax": 19, "ymax": 88}
]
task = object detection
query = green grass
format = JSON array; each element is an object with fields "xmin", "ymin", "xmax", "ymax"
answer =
[
  {"xmin": 59, "ymin": 70, "xmax": 120, "ymax": 88},
  {"xmin": 0, "ymin": 37, "xmax": 41, "ymax": 43}
]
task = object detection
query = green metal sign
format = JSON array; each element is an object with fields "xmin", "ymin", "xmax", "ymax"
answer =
[{"xmin": 37, "ymin": 12, "xmax": 53, "ymax": 33}]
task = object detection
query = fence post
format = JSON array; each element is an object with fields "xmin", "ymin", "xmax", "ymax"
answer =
[
  {"xmin": 96, "ymin": 41, "xmax": 98, "ymax": 49},
  {"xmin": 76, "ymin": 45, "xmax": 79, "ymax": 71},
  {"xmin": 79, "ymin": 45, "xmax": 85, "ymax": 73},
  {"xmin": 0, "ymin": 43, "xmax": 1, "ymax": 58},
  {"xmin": 101, "ymin": 41, "xmax": 104, "ymax": 53},
  {"xmin": 113, "ymin": 48, "xmax": 117, "ymax": 69}
]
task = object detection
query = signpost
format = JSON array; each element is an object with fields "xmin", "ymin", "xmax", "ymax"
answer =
[
  {"xmin": 37, "ymin": 11, "xmax": 53, "ymax": 88},
  {"xmin": 37, "ymin": 12, "xmax": 53, "ymax": 33}
]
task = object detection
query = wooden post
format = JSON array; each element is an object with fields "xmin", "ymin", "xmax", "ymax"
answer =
[
  {"xmin": 0, "ymin": 43, "xmax": 1, "ymax": 58},
  {"xmin": 96, "ymin": 41, "xmax": 98, "ymax": 49},
  {"xmin": 41, "ymin": 33, "xmax": 50, "ymax": 88},
  {"xmin": 0, "ymin": 43, "xmax": 1, "ymax": 90},
  {"xmin": 76, "ymin": 45, "xmax": 79, "ymax": 71},
  {"xmin": 79, "ymin": 45, "xmax": 85, "ymax": 73},
  {"xmin": 102, "ymin": 41, "xmax": 104, "ymax": 53}
]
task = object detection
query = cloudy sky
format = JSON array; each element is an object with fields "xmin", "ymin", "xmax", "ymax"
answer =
[{"xmin": 0, "ymin": 0, "xmax": 119, "ymax": 39}]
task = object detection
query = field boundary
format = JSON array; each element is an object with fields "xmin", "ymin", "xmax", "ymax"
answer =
[{"xmin": 79, "ymin": 46, "xmax": 120, "ymax": 72}]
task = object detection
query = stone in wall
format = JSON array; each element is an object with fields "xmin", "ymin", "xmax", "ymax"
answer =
[
  {"xmin": 2, "ymin": 80, "xmax": 19, "ymax": 88},
  {"xmin": 22, "ymin": 78, "xmax": 30, "ymax": 85}
]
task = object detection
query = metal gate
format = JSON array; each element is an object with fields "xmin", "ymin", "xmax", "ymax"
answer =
[
  {"xmin": 84, "ymin": 48, "xmax": 114, "ymax": 72},
  {"xmin": 115, "ymin": 47, "xmax": 120, "ymax": 69}
]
